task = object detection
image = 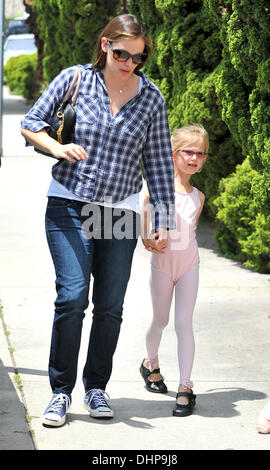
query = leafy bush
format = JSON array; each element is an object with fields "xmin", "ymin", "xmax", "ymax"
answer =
[
  {"xmin": 4, "ymin": 53, "xmax": 37, "ymax": 100},
  {"xmin": 214, "ymin": 157, "xmax": 270, "ymax": 273}
]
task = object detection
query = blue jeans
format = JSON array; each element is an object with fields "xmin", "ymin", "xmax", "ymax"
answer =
[{"xmin": 45, "ymin": 197, "xmax": 139, "ymax": 395}]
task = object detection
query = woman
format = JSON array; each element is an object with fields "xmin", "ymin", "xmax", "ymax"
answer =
[{"xmin": 21, "ymin": 14, "xmax": 175, "ymax": 427}]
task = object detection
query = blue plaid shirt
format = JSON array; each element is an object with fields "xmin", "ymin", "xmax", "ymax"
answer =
[{"xmin": 21, "ymin": 64, "xmax": 175, "ymax": 228}]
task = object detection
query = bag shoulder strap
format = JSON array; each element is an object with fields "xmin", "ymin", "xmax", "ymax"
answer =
[{"xmin": 62, "ymin": 66, "xmax": 82, "ymax": 106}]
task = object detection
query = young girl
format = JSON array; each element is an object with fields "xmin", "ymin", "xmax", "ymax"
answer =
[{"xmin": 140, "ymin": 124, "xmax": 209, "ymax": 417}]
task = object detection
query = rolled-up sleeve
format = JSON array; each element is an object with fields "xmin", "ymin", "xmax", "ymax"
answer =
[
  {"xmin": 21, "ymin": 67, "xmax": 75, "ymax": 145},
  {"xmin": 142, "ymin": 99, "xmax": 176, "ymax": 230}
]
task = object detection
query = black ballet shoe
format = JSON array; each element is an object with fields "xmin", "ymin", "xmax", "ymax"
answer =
[
  {"xmin": 139, "ymin": 359, "xmax": 167, "ymax": 394},
  {"xmin": 173, "ymin": 391, "xmax": 196, "ymax": 417}
]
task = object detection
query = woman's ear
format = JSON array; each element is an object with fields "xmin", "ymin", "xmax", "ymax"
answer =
[
  {"xmin": 172, "ymin": 150, "xmax": 176, "ymax": 162},
  {"xmin": 101, "ymin": 37, "xmax": 108, "ymax": 53}
]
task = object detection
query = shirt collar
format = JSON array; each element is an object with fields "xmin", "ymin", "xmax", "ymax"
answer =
[{"xmin": 85, "ymin": 64, "xmax": 156, "ymax": 92}]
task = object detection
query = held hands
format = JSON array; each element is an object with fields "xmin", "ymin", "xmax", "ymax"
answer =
[
  {"xmin": 52, "ymin": 142, "xmax": 87, "ymax": 162},
  {"xmin": 142, "ymin": 227, "xmax": 168, "ymax": 254}
]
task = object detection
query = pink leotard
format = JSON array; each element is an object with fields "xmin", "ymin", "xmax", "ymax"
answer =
[{"xmin": 151, "ymin": 187, "xmax": 201, "ymax": 283}]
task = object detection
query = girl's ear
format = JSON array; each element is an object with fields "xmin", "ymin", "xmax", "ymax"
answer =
[{"xmin": 172, "ymin": 150, "xmax": 176, "ymax": 162}]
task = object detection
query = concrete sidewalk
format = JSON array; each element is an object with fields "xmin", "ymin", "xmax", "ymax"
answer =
[{"xmin": 0, "ymin": 88, "xmax": 270, "ymax": 452}]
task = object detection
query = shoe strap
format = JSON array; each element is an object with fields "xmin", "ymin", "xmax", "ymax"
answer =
[
  {"xmin": 176, "ymin": 392, "xmax": 196, "ymax": 399},
  {"xmin": 149, "ymin": 370, "xmax": 165, "ymax": 383}
]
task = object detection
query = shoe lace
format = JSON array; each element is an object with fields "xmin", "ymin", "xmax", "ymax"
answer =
[
  {"xmin": 85, "ymin": 388, "xmax": 111, "ymax": 407},
  {"xmin": 49, "ymin": 393, "xmax": 71, "ymax": 412}
]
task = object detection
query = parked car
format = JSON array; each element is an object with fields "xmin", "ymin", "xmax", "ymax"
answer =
[
  {"xmin": 6, "ymin": 23, "xmax": 30, "ymax": 37},
  {"xmin": 3, "ymin": 34, "xmax": 37, "ymax": 67}
]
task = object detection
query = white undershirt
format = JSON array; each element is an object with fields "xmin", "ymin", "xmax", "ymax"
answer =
[{"xmin": 47, "ymin": 77, "xmax": 143, "ymax": 213}]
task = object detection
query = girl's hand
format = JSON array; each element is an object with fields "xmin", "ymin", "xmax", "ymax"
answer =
[
  {"xmin": 155, "ymin": 227, "xmax": 168, "ymax": 252},
  {"xmin": 52, "ymin": 142, "xmax": 88, "ymax": 162},
  {"xmin": 142, "ymin": 232, "xmax": 166, "ymax": 254}
]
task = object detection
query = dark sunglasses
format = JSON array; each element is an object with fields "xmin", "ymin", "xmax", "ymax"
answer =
[{"xmin": 107, "ymin": 40, "xmax": 147, "ymax": 65}]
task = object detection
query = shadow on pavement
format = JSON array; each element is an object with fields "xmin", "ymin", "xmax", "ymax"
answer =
[
  {"xmin": 66, "ymin": 387, "xmax": 267, "ymax": 429},
  {"xmin": 4, "ymin": 366, "xmax": 48, "ymax": 377}
]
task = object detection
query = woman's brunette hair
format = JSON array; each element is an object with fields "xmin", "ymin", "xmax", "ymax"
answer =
[{"xmin": 93, "ymin": 14, "xmax": 152, "ymax": 71}]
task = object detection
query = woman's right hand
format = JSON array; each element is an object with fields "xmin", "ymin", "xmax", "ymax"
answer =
[
  {"xmin": 20, "ymin": 128, "xmax": 88, "ymax": 162},
  {"xmin": 52, "ymin": 142, "xmax": 88, "ymax": 162}
]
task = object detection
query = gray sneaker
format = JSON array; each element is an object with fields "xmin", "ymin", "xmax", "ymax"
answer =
[{"xmin": 84, "ymin": 388, "xmax": 114, "ymax": 418}]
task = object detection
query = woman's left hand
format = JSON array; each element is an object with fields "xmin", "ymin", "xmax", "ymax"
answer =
[
  {"xmin": 155, "ymin": 227, "xmax": 168, "ymax": 252},
  {"xmin": 142, "ymin": 231, "xmax": 167, "ymax": 254}
]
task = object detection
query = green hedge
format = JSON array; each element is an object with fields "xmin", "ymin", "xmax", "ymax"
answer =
[
  {"xmin": 130, "ymin": 0, "xmax": 270, "ymax": 273},
  {"xmin": 212, "ymin": 1, "xmax": 270, "ymax": 273},
  {"xmin": 4, "ymin": 53, "xmax": 38, "ymax": 100},
  {"xmin": 17, "ymin": 1, "xmax": 270, "ymax": 272}
]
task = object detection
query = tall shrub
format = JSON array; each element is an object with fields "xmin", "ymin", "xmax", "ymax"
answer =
[
  {"xmin": 211, "ymin": 1, "xmax": 270, "ymax": 272},
  {"xmin": 33, "ymin": 0, "xmax": 119, "ymax": 83},
  {"xmin": 23, "ymin": 0, "xmax": 44, "ymax": 99},
  {"xmin": 129, "ymin": 0, "xmax": 242, "ymax": 217},
  {"xmin": 130, "ymin": 0, "xmax": 270, "ymax": 272}
]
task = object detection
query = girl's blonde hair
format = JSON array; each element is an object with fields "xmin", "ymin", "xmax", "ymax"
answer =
[{"xmin": 171, "ymin": 124, "xmax": 209, "ymax": 154}]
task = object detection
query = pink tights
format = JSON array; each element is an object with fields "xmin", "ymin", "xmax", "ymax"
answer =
[{"xmin": 146, "ymin": 264, "xmax": 199, "ymax": 389}]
